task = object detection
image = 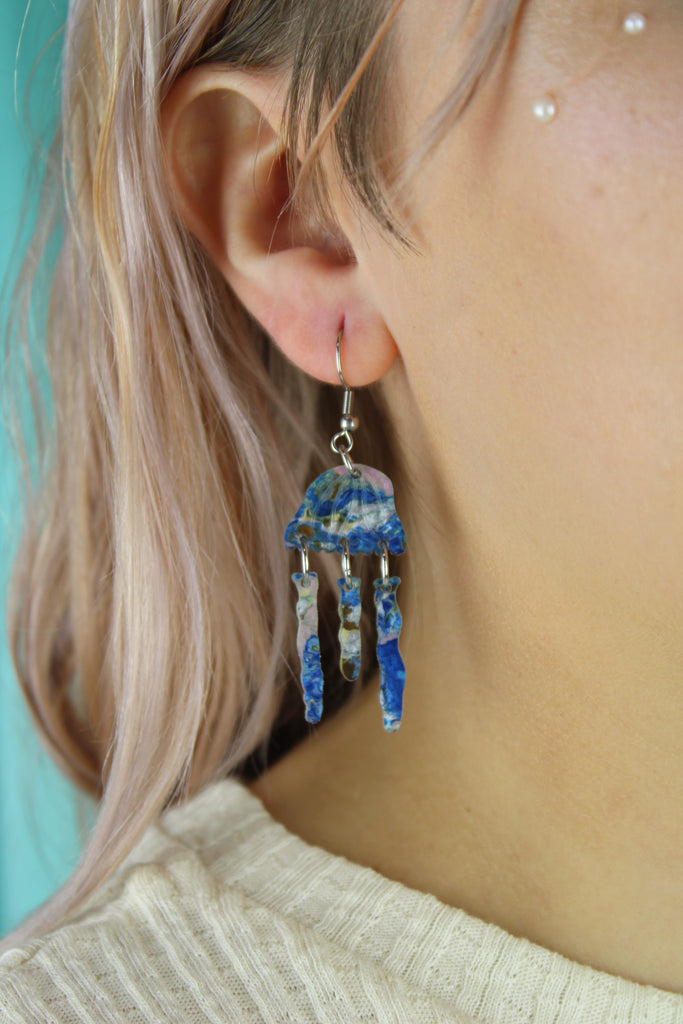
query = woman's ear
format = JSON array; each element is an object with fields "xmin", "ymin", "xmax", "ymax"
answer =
[{"xmin": 160, "ymin": 67, "xmax": 397, "ymax": 386}]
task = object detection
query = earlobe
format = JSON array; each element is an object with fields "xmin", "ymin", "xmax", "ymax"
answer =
[{"xmin": 160, "ymin": 66, "xmax": 397, "ymax": 386}]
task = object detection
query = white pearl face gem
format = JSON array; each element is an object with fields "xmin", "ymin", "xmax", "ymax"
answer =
[
  {"xmin": 623, "ymin": 12, "xmax": 647, "ymax": 33},
  {"xmin": 532, "ymin": 95, "xmax": 557, "ymax": 123}
]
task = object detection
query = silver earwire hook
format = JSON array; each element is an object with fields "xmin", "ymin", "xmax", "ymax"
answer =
[
  {"xmin": 335, "ymin": 330, "xmax": 350, "ymax": 390},
  {"xmin": 331, "ymin": 330, "xmax": 361, "ymax": 476}
]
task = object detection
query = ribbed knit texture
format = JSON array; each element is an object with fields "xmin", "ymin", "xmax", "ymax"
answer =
[{"xmin": 1, "ymin": 777, "xmax": 681, "ymax": 1024}]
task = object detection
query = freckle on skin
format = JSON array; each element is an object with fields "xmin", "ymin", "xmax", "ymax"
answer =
[{"xmin": 591, "ymin": 182, "xmax": 605, "ymax": 200}]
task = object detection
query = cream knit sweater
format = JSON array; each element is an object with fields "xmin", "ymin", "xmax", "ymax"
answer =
[{"xmin": 0, "ymin": 777, "xmax": 681, "ymax": 1024}]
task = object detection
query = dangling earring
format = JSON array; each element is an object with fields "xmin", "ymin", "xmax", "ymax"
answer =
[{"xmin": 284, "ymin": 330, "xmax": 407, "ymax": 732}]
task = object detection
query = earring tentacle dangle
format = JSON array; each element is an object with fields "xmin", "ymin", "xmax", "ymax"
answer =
[
  {"xmin": 374, "ymin": 543, "xmax": 405, "ymax": 732},
  {"xmin": 284, "ymin": 331, "xmax": 407, "ymax": 731},
  {"xmin": 338, "ymin": 540, "xmax": 362, "ymax": 682},
  {"xmin": 291, "ymin": 538, "xmax": 324, "ymax": 725}
]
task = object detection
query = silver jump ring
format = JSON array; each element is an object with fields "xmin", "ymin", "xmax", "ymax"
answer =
[
  {"xmin": 331, "ymin": 432, "xmax": 358, "ymax": 474},
  {"xmin": 380, "ymin": 540, "xmax": 390, "ymax": 584},
  {"xmin": 331, "ymin": 429, "xmax": 354, "ymax": 455},
  {"xmin": 340, "ymin": 449, "xmax": 357, "ymax": 474},
  {"xmin": 299, "ymin": 536, "xmax": 310, "ymax": 579},
  {"xmin": 341, "ymin": 539, "xmax": 352, "ymax": 584}
]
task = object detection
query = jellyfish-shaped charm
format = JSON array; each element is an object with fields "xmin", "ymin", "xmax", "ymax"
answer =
[{"xmin": 285, "ymin": 464, "xmax": 406, "ymax": 731}]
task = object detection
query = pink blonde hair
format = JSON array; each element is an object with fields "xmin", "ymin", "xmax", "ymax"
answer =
[{"xmin": 4, "ymin": 0, "xmax": 520, "ymax": 945}]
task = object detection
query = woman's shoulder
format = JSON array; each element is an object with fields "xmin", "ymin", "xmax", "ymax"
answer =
[{"xmin": 0, "ymin": 776, "xmax": 296, "ymax": 1024}]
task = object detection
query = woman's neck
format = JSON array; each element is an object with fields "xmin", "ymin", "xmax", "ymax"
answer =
[{"xmin": 251, "ymin": 513, "xmax": 683, "ymax": 993}]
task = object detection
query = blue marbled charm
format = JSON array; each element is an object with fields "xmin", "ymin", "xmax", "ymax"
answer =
[
  {"xmin": 292, "ymin": 572, "xmax": 324, "ymax": 724},
  {"xmin": 373, "ymin": 577, "xmax": 405, "ymax": 733},
  {"xmin": 337, "ymin": 577, "xmax": 362, "ymax": 681},
  {"xmin": 285, "ymin": 465, "xmax": 406, "ymax": 556}
]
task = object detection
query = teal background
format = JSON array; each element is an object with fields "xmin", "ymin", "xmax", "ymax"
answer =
[{"xmin": 0, "ymin": 0, "xmax": 86, "ymax": 938}]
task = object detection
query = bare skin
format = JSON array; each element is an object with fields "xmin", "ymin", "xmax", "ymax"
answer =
[
  {"xmin": 164, "ymin": 0, "xmax": 683, "ymax": 993},
  {"xmin": 251, "ymin": 0, "xmax": 683, "ymax": 992}
]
